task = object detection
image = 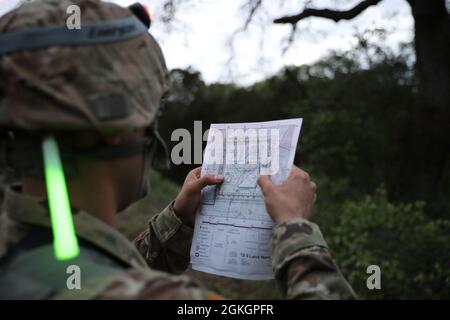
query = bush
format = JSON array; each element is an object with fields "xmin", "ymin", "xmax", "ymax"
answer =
[{"xmin": 319, "ymin": 188, "xmax": 450, "ymax": 299}]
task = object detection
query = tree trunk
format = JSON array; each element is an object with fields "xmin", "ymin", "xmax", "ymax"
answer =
[{"xmin": 398, "ymin": 0, "xmax": 450, "ymax": 215}]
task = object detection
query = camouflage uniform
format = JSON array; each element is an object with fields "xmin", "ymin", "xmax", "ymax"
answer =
[
  {"xmin": 0, "ymin": 185, "xmax": 355, "ymax": 299},
  {"xmin": 0, "ymin": 186, "xmax": 209, "ymax": 299},
  {"xmin": 0, "ymin": 0, "xmax": 355, "ymax": 300}
]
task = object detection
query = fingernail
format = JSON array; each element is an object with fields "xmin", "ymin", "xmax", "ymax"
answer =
[{"xmin": 214, "ymin": 174, "xmax": 224, "ymax": 182}]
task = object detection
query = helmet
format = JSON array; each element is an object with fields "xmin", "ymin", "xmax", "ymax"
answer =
[
  {"xmin": 0, "ymin": 0, "xmax": 170, "ymax": 134},
  {"xmin": 0, "ymin": 1, "xmax": 170, "ymax": 264}
]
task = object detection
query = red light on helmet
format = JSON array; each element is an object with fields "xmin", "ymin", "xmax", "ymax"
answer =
[
  {"xmin": 128, "ymin": 2, "xmax": 152, "ymax": 29},
  {"xmin": 142, "ymin": 3, "xmax": 153, "ymax": 21}
]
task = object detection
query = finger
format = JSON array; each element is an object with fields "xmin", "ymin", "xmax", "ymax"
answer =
[
  {"xmin": 290, "ymin": 166, "xmax": 310, "ymax": 182},
  {"xmin": 301, "ymin": 170, "xmax": 310, "ymax": 181},
  {"xmin": 195, "ymin": 174, "xmax": 224, "ymax": 190},
  {"xmin": 257, "ymin": 175, "xmax": 273, "ymax": 194},
  {"xmin": 190, "ymin": 166, "xmax": 202, "ymax": 178},
  {"xmin": 288, "ymin": 166, "xmax": 302, "ymax": 179},
  {"xmin": 279, "ymin": 166, "xmax": 300, "ymax": 186},
  {"xmin": 291, "ymin": 165, "xmax": 301, "ymax": 173},
  {"xmin": 185, "ymin": 167, "xmax": 202, "ymax": 183}
]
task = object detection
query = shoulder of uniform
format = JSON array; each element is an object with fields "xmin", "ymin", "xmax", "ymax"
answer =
[{"xmin": 56, "ymin": 267, "xmax": 211, "ymax": 300}]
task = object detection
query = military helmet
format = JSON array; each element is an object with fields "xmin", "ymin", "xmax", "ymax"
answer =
[{"xmin": 0, "ymin": 0, "xmax": 170, "ymax": 134}]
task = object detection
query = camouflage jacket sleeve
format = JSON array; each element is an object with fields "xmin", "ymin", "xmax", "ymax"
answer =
[
  {"xmin": 271, "ymin": 218, "xmax": 356, "ymax": 300},
  {"xmin": 133, "ymin": 202, "xmax": 193, "ymax": 275}
]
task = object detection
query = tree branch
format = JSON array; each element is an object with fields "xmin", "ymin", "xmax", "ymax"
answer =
[
  {"xmin": 273, "ymin": 0, "xmax": 383, "ymax": 25},
  {"xmin": 242, "ymin": 0, "xmax": 263, "ymax": 31}
]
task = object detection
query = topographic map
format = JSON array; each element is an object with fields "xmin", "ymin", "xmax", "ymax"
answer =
[{"xmin": 190, "ymin": 119, "xmax": 303, "ymax": 280}]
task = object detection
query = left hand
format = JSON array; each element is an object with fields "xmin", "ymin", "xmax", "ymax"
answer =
[{"xmin": 173, "ymin": 167, "xmax": 224, "ymax": 227}]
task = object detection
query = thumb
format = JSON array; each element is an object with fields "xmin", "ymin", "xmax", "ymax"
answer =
[
  {"xmin": 258, "ymin": 175, "xmax": 273, "ymax": 194},
  {"xmin": 195, "ymin": 174, "xmax": 224, "ymax": 190}
]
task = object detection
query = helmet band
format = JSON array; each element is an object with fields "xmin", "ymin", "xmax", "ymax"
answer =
[{"xmin": 0, "ymin": 15, "xmax": 147, "ymax": 55}]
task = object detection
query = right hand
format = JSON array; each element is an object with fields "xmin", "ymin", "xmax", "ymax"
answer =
[{"xmin": 257, "ymin": 166, "xmax": 316, "ymax": 224}]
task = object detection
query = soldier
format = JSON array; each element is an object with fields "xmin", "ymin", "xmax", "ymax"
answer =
[{"xmin": 0, "ymin": 0, "xmax": 355, "ymax": 299}]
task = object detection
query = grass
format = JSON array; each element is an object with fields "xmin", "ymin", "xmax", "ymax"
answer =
[{"xmin": 116, "ymin": 170, "xmax": 282, "ymax": 299}]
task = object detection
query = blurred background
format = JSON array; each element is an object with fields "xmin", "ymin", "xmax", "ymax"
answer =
[{"xmin": 2, "ymin": 0, "xmax": 450, "ymax": 299}]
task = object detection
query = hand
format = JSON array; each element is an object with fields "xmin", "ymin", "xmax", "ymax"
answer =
[
  {"xmin": 173, "ymin": 167, "xmax": 224, "ymax": 227},
  {"xmin": 257, "ymin": 166, "xmax": 316, "ymax": 224}
]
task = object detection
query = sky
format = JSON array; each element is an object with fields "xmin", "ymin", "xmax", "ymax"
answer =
[{"xmin": 0, "ymin": 0, "xmax": 414, "ymax": 85}]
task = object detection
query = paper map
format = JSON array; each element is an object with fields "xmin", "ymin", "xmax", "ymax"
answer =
[{"xmin": 190, "ymin": 118, "xmax": 303, "ymax": 280}]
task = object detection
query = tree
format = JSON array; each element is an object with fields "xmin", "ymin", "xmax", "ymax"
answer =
[
  {"xmin": 161, "ymin": 0, "xmax": 450, "ymax": 213},
  {"xmin": 277, "ymin": 0, "xmax": 450, "ymax": 213}
]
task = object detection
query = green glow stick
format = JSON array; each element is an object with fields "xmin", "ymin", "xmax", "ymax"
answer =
[{"xmin": 42, "ymin": 136, "xmax": 79, "ymax": 261}]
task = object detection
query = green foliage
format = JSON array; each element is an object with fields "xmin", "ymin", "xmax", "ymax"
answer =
[
  {"xmin": 117, "ymin": 170, "xmax": 180, "ymax": 239},
  {"xmin": 317, "ymin": 188, "xmax": 450, "ymax": 299}
]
